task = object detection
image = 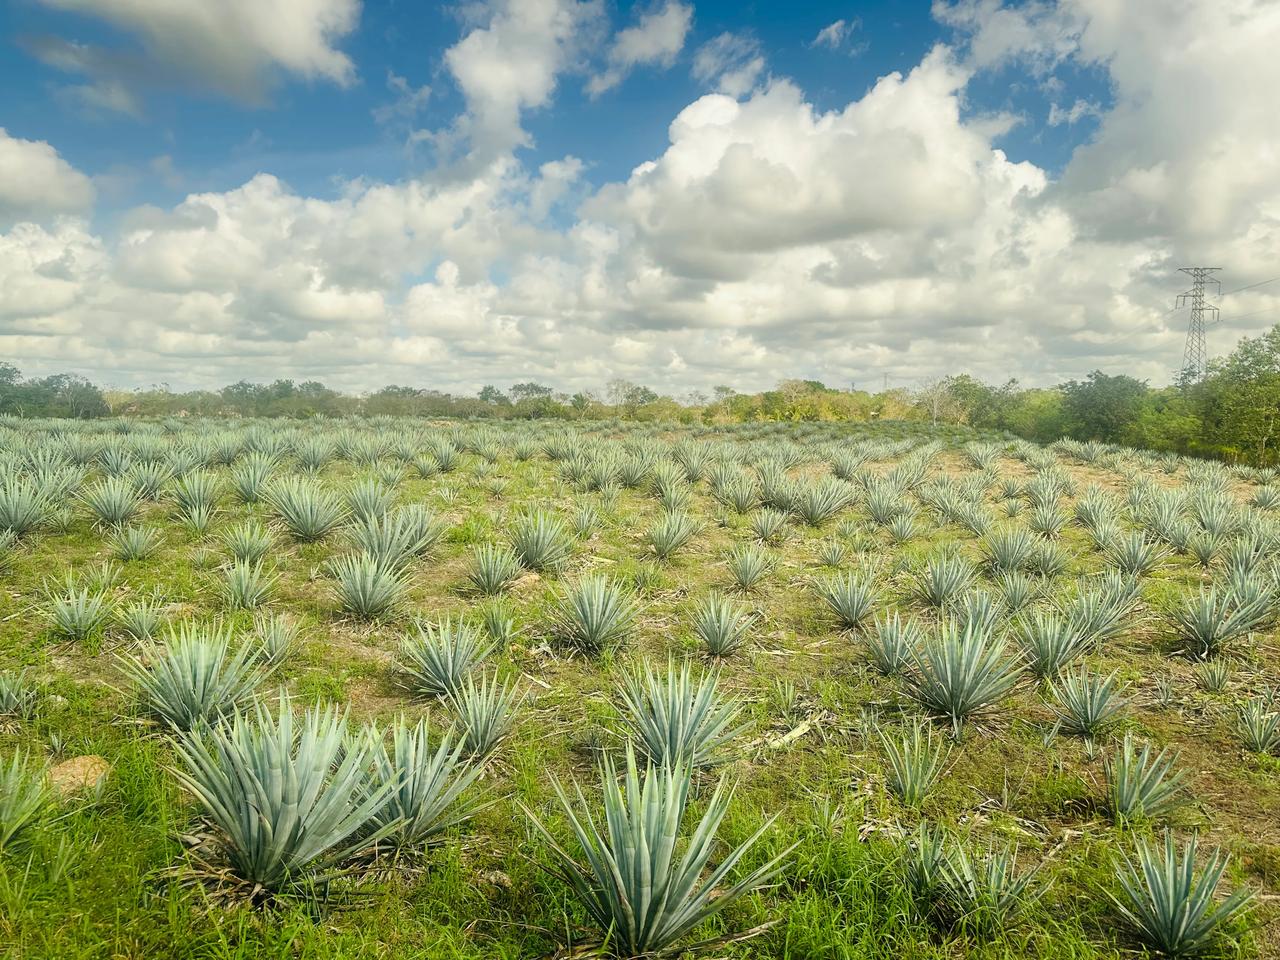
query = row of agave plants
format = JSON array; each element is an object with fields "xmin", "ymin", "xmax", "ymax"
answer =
[{"xmin": 0, "ymin": 416, "xmax": 1274, "ymax": 957}]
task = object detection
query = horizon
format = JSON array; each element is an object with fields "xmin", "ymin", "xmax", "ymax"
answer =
[{"xmin": 2, "ymin": 0, "xmax": 1278, "ymax": 394}]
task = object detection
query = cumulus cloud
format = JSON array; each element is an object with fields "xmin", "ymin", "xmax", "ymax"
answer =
[
  {"xmin": 0, "ymin": 129, "xmax": 95, "ymax": 224},
  {"xmin": 3, "ymin": 0, "xmax": 1279, "ymax": 395},
  {"xmin": 30, "ymin": 0, "xmax": 360, "ymax": 108},
  {"xmin": 588, "ymin": 1, "xmax": 693, "ymax": 96}
]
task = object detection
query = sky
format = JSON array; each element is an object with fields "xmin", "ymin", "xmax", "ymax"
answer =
[{"xmin": 1, "ymin": 0, "xmax": 1278, "ymax": 397}]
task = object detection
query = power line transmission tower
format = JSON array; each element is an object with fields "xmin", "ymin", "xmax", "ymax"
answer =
[{"xmin": 1176, "ymin": 266, "xmax": 1221, "ymax": 381}]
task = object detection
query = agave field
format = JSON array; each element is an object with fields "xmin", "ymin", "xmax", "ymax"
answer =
[{"xmin": 1, "ymin": 416, "xmax": 1278, "ymax": 959}]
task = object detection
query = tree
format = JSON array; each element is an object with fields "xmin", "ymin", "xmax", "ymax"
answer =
[
  {"xmin": 606, "ymin": 379, "xmax": 658, "ymax": 416},
  {"xmin": 510, "ymin": 382, "xmax": 553, "ymax": 403},
  {"xmin": 1199, "ymin": 325, "xmax": 1280, "ymax": 463},
  {"xmin": 1059, "ymin": 371, "xmax": 1149, "ymax": 443},
  {"xmin": 477, "ymin": 385, "xmax": 510, "ymax": 406}
]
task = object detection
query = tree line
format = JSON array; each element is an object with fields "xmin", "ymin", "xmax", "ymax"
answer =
[{"xmin": 4, "ymin": 323, "xmax": 1280, "ymax": 464}]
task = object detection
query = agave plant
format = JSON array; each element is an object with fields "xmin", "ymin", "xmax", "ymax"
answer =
[
  {"xmin": 509, "ymin": 509, "xmax": 572, "ymax": 571},
  {"xmin": 556, "ymin": 574, "xmax": 638, "ymax": 655},
  {"xmin": 47, "ymin": 582, "xmax": 114, "ymax": 642},
  {"xmin": 814, "ymin": 569, "xmax": 878, "ymax": 630},
  {"xmin": 0, "ymin": 669, "xmax": 38, "ymax": 720},
  {"xmin": 1053, "ymin": 668, "xmax": 1126, "ymax": 738},
  {"xmin": 943, "ymin": 840, "xmax": 1045, "ymax": 932},
  {"xmin": 348, "ymin": 508, "xmax": 444, "ymax": 569},
  {"xmin": 252, "ymin": 612, "xmax": 302, "ymax": 666},
  {"xmin": 364, "ymin": 716, "xmax": 488, "ymax": 850},
  {"xmin": 222, "ymin": 558, "xmax": 278, "ymax": 610},
  {"xmin": 648, "ymin": 510, "xmax": 700, "ymax": 561},
  {"xmin": 913, "ymin": 554, "xmax": 975, "ymax": 608},
  {"xmin": 725, "ymin": 542, "xmax": 773, "ymax": 593},
  {"xmin": 450, "ymin": 671, "xmax": 523, "ymax": 758},
  {"xmin": 1105, "ymin": 732, "xmax": 1185, "ymax": 822},
  {"xmin": 466, "ymin": 542, "xmax": 522, "ymax": 595},
  {"xmin": 173, "ymin": 697, "xmax": 395, "ymax": 895},
  {"xmin": 865, "ymin": 611, "xmax": 920, "ymax": 677},
  {"xmin": 0, "ymin": 475, "xmax": 51, "ymax": 536},
  {"xmin": 1105, "ymin": 531, "xmax": 1169, "ymax": 578},
  {"xmin": 0, "ymin": 751, "xmax": 48, "ymax": 847},
  {"xmin": 982, "ymin": 526, "xmax": 1035, "ymax": 574},
  {"xmin": 117, "ymin": 595, "xmax": 164, "ymax": 642},
  {"xmin": 220, "ymin": 519, "xmax": 274, "ymax": 564},
  {"xmin": 903, "ymin": 620, "xmax": 1021, "ymax": 737},
  {"xmin": 1014, "ymin": 611, "xmax": 1087, "ymax": 681},
  {"xmin": 1110, "ymin": 831, "xmax": 1253, "ymax": 959},
  {"xmin": 878, "ymin": 720, "xmax": 949, "ymax": 807},
  {"xmin": 329, "ymin": 552, "xmax": 409, "ymax": 620},
  {"xmin": 1171, "ymin": 585, "xmax": 1272, "ymax": 660},
  {"xmin": 118, "ymin": 622, "xmax": 264, "ymax": 731},
  {"xmin": 617, "ymin": 660, "xmax": 743, "ymax": 768},
  {"xmin": 82, "ymin": 475, "xmax": 144, "ymax": 528},
  {"xmin": 901, "ymin": 822, "xmax": 953, "ymax": 907},
  {"xmin": 691, "ymin": 593, "xmax": 754, "ymax": 658},
  {"xmin": 1234, "ymin": 698, "xmax": 1280, "ymax": 754},
  {"xmin": 1193, "ymin": 659, "xmax": 1232, "ymax": 693},
  {"xmin": 398, "ymin": 618, "xmax": 493, "ymax": 698},
  {"xmin": 267, "ymin": 477, "xmax": 349, "ymax": 542},
  {"xmin": 794, "ymin": 478, "xmax": 853, "ymax": 527},
  {"xmin": 111, "ymin": 524, "xmax": 162, "ymax": 562},
  {"xmin": 522, "ymin": 746, "xmax": 790, "ymax": 959},
  {"xmin": 749, "ymin": 507, "xmax": 789, "ymax": 544}
]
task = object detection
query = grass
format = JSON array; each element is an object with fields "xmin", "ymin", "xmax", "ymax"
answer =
[{"xmin": 0, "ymin": 417, "xmax": 1276, "ymax": 959}]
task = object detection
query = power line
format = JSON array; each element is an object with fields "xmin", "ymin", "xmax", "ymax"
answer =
[
  {"xmin": 1176, "ymin": 267, "xmax": 1220, "ymax": 382},
  {"xmin": 1216, "ymin": 275, "xmax": 1280, "ymax": 299}
]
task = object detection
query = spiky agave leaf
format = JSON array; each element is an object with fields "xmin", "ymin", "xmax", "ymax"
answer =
[
  {"xmin": 725, "ymin": 542, "xmax": 774, "ymax": 592},
  {"xmin": 329, "ymin": 552, "xmax": 409, "ymax": 620},
  {"xmin": 364, "ymin": 716, "xmax": 488, "ymax": 849},
  {"xmin": 466, "ymin": 542, "xmax": 523, "ymax": 596},
  {"xmin": 172, "ymin": 696, "xmax": 396, "ymax": 894},
  {"xmin": 647, "ymin": 510, "xmax": 700, "ymax": 561},
  {"xmin": 449, "ymin": 671, "xmax": 523, "ymax": 758},
  {"xmin": 522, "ymin": 746, "xmax": 791, "ymax": 958},
  {"xmin": 509, "ymin": 509, "xmax": 572, "ymax": 571},
  {"xmin": 617, "ymin": 659, "xmax": 744, "ymax": 768},
  {"xmin": 903, "ymin": 619, "xmax": 1021, "ymax": 737},
  {"xmin": 1234, "ymin": 698, "xmax": 1280, "ymax": 754},
  {"xmin": 81, "ymin": 476, "xmax": 143, "ymax": 527},
  {"xmin": 556, "ymin": 574, "xmax": 638, "ymax": 655},
  {"xmin": 878, "ymin": 720, "xmax": 948, "ymax": 807},
  {"xmin": 865, "ymin": 611, "xmax": 920, "ymax": 677},
  {"xmin": 1171, "ymin": 584, "xmax": 1272, "ymax": 660},
  {"xmin": 1052, "ymin": 668, "xmax": 1126, "ymax": 737},
  {"xmin": 1105, "ymin": 732, "xmax": 1186, "ymax": 822},
  {"xmin": 220, "ymin": 519, "xmax": 274, "ymax": 564},
  {"xmin": 398, "ymin": 618, "xmax": 493, "ymax": 698},
  {"xmin": 1109, "ymin": 831, "xmax": 1253, "ymax": 959},
  {"xmin": 943, "ymin": 840, "xmax": 1046, "ymax": 932},
  {"xmin": 222, "ymin": 558, "xmax": 278, "ymax": 610},
  {"xmin": 814, "ymin": 569, "xmax": 878, "ymax": 630},
  {"xmin": 1014, "ymin": 610, "xmax": 1088, "ymax": 681},
  {"xmin": 118, "ymin": 621, "xmax": 265, "ymax": 731},
  {"xmin": 0, "ymin": 751, "xmax": 49, "ymax": 847},
  {"xmin": 266, "ymin": 477, "xmax": 349, "ymax": 543},
  {"xmin": 690, "ymin": 593, "xmax": 754, "ymax": 657}
]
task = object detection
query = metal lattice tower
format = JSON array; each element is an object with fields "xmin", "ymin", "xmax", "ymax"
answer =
[{"xmin": 1177, "ymin": 267, "xmax": 1221, "ymax": 381}]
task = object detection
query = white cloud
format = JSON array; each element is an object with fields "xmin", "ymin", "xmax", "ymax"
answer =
[
  {"xmin": 3, "ymin": 0, "xmax": 1279, "ymax": 395},
  {"xmin": 588, "ymin": 1, "xmax": 693, "ymax": 96},
  {"xmin": 811, "ymin": 18, "xmax": 863, "ymax": 51},
  {"xmin": 692, "ymin": 32, "xmax": 766, "ymax": 98},
  {"xmin": 0, "ymin": 129, "xmax": 96, "ymax": 224},
  {"xmin": 1047, "ymin": 98, "xmax": 1100, "ymax": 126},
  {"xmin": 32, "ymin": 0, "xmax": 360, "ymax": 107}
]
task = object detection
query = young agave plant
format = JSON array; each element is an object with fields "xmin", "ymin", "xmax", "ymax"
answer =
[
  {"xmin": 116, "ymin": 595, "xmax": 164, "ymax": 642},
  {"xmin": 1234, "ymin": 698, "xmax": 1280, "ymax": 754},
  {"xmin": 913, "ymin": 554, "xmax": 975, "ymax": 608},
  {"xmin": 1014, "ymin": 611, "xmax": 1088, "ymax": 681},
  {"xmin": 252, "ymin": 612, "xmax": 303, "ymax": 666},
  {"xmin": 555, "ymin": 574, "xmax": 638, "ymax": 655},
  {"xmin": 903, "ymin": 620, "xmax": 1021, "ymax": 737},
  {"xmin": 943, "ymin": 840, "xmax": 1046, "ymax": 933},
  {"xmin": 878, "ymin": 720, "xmax": 949, "ymax": 807},
  {"xmin": 348, "ymin": 508, "xmax": 443, "ymax": 569},
  {"xmin": 994, "ymin": 571, "xmax": 1038, "ymax": 614},
  {"xmin": 1171, "ymin": 584, "xmax": 1272, "ymax": 660},
  {"xmin": 173, "ymin": 697, "xmax": 395, "ymax": 896},
  {"xmin": 725, "ymin": 542, "xmax": 773, "ymax": 593},
  {"xmin": 81, "ymin": 476, "xmax": 143, "ymax": 527},
  {"xmin": 616, "ymin": 660, "xmax": 743, "ymax": 768},
  {"xmin": 1109, "ymin": 831, "xmax": 1253, "ymax": 960},
  {"xmin": 398, "ymin": 618, "xmax": 493, "ymax": 698},
  {"xmin": 522, "ymin": 746, "xmax": 790, "ymax": 959},
  {"xmin": 0, "ymin": 751, "xmax": 49, "ymax": 847},
  {"xmin": 364, "ymin": 717, "xmax": 488, "ymax": 851},
  {"xmin": 749, "ymin": 507, "xmax": 790, "ymax": 544},
  {"xmin": 901, "ymin": 822, "xmax": 953, "ymax": 909},
  {"xmin": 118, "ymin": 622, "xmax": 265, "ymax": 731},
  {"xmin": 0, "ymin": 475, "xmax": 52, "ymax": 537},
  {"xmin": 1105, "ymin": 531, "xmax": 1168, "ymax": 578},
  {"xmin": 647, "ymin": 510, "xmax": 700, "ymax": 562},
  {"xmin": 220, "ymin": 519, "xmax": 274, "ymax": 565},
  {"xmin": 508, "ymin": 509, "xmax": 572, "ymax": 571},
  {"xmin": 0, "ymin": 669, "xmax": 38, "ymax": 721},
  {"xmin": 1105, "ymin": 732, "xmax": 1185, "ymax": 823},
  {"xmin": 47, "ymin": 582, "xmax": 114, "ymax": 642},
  {"xmin": 266, "ymin": 477, "xmax": 349, "ymax": 542},
  {"xmin": 814, "ymin": 569, "xmax": 878, "ymax": 631},
  {"xmin": 222, "ymin": 558, "xmax": 278, "ymax": 610},
  {"xmin": 691, "ymin": 593, "xmax": 754, "ymax": 657},
  {"xmin": 111, "ymin": 524, "xmax": 162, "ymax": 562},
  {"xmin": 450, "ymin": 671, "xmax": 523, "ymax": 758},
  {"xmin": 1193, "ymin": 659, "xmax": 1232, "ymax": 693},
  {"xmin": 1052, "ymin": 668, "xmax": 1126, "ymax": 738},
  {"xmin": 865, "ymin": 611, "xmax": 920, "ymax": 677},
  {"xmin": 466, "ymin": 542, "xmax": 523, "ymax": 596},
  {"xmin": 329, "ymin": 552, "xmax": 409, "ymax": 620}
]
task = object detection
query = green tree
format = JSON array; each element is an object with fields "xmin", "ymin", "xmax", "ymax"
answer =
[{"xmin": 1059, "ymin": 371, "xmax": 1149, "ymax": 443}]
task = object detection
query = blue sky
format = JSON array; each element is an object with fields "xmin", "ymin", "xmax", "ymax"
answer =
[
  {"xmin": 0, "ymin": 1, "xmax": 1274, "ymax": 394},
  {"xmin": 1, "ymin": 1, "xmax": 1109, "ymax": 215}
]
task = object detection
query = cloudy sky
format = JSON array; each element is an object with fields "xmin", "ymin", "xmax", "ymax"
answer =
[{"xmin": 1, "ymin": 0, "xmax": 1277, "ymax": 396}]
